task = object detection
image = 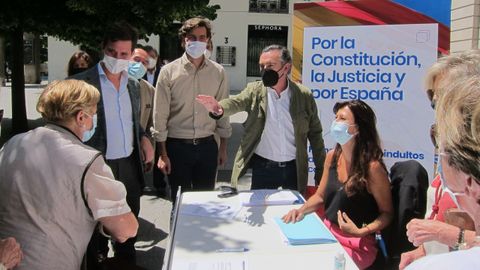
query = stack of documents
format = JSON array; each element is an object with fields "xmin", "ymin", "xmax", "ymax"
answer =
[
  {"xmin": 173, "ymin": 259, "xmax": 246, "ymax": 270},
  {"xmin": 274, "ymin": 214, "xmax": 337, "ymax": 245},
  {"xmin": 239, "ymin": 189, "xmax": 299, "ymax": 206},
  {"xmin": 179, "ymin": 203, "xmax": 241, "ymax": 219}
]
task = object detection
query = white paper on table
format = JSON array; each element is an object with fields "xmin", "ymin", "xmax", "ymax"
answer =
[
  {"xmin": 179, "ymin": 202, "xmax": 241, "ymax": 219},
  {"xmin": 173, "ymin": 259, "xmax": 247, "ymax": 270},
  {"xmin": 239, "ymin": 190, "xmax": 299, "ymax": 206}
]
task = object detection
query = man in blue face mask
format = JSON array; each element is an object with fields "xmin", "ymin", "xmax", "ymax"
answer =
[
  {"xmin": 129, "ymin": 47, "xmax": 168, "ymax": 196},
  {"xmin": 128, "ymin": 47, "xmax": 156, "ymax": 172}
]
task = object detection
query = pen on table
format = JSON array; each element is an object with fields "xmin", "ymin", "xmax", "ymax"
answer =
[{"xmin": 216, "ymin": 247, "xmax": 249, "ymax": 252}]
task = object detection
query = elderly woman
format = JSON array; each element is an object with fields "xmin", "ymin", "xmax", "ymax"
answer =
[
  {"xmin": 400, "ymin": 50, "xmax": 480, "ymax": 269},
  {"xmin": 0, "ymin": 80, "xmax": 138, "ymax": 269},
  {"xmin": 404, "ymin": 76, "xmax": 480, "ymax": 269}
]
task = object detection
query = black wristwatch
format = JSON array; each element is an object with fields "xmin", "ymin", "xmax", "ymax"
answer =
[
  {"xmin": 454, "ymin": 228, "xmax": 466, "ymax": 250},
  {"xmin": 209, "ymin": 107, "xmax": 224, "ymax": 120}
]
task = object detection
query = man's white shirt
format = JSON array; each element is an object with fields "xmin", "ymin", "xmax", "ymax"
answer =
[{"xmin": 255, "ymin": 85, "xmax": 296, "ymax": 162}]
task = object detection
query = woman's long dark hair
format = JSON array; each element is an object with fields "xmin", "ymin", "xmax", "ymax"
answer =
[
  {"xmin": 332, "ymin": 100, "xmax": 387, "ymax": 194},
  {"xmin": 67, "ymin": 51, "xmax": 93, "ymax": 76}
]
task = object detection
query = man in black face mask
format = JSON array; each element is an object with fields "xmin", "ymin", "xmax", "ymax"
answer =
[
  {"xmin": 196, "ymin": 44, "xmax": 325, "ymax": 195},
  {"xmin": 260, "ymin": 64, "xmax": 284, "ymax": 87}
]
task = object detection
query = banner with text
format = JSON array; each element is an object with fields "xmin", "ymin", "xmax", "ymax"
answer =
[{"xmin": 303, "ymin": 24, "xmax": 438, "ymax": 186}]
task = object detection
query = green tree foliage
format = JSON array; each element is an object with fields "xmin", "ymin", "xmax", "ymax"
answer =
[{"xmin": 0, "ymin": 0, "xmax": 219, "ymax": 134}]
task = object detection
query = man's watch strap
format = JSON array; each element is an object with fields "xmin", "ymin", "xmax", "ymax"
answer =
[{"xmin": 209, "ymin": 107, "xmax": 224, "ymax": 120}]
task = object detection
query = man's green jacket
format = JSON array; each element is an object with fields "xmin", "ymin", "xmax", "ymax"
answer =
[{"xmin": 219, "ymin": 80, "xmax": 326, "ymax": 195}]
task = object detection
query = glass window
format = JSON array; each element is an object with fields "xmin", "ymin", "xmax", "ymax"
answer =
[
  {"xmin": 247, "ymin": 25, "xmax": 288, "ymax": 77},
  {"xmin": 216, "ymin": 46, "xmax": 236, "ymax": 66},
  {"xmin": 249, "ymin": 0, "xmax": 289, "ymax": 14}
]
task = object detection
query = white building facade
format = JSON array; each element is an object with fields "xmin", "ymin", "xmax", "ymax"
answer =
[
  {"xmin": 46, "ymin": 1, "xmax": 480, "ymax": 89},
  {"xmin": 208, "ymin": 0, "xmax": 314, "ymax": 91},
  {"xmin": 47, "ymin": 0, "xmax": 312, "ymax": 90},
  {"xmin": 450, "ymin": 0, "xmax": 480, "ymax": 52}
]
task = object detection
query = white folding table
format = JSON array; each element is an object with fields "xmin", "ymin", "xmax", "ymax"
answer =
[{"xmin": 164, "ymin": 190, "xmax": 358, "ymax": 270}]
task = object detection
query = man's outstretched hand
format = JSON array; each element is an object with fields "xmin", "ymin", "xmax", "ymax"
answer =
[{"xmin": 196, "ymin": 95, "xmax": 222, "ymax": 115}]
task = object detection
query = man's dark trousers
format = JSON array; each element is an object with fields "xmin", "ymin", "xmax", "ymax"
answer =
[{"xmin": 166, "ymin": 137, "xmax": 218, "ymax": 203}]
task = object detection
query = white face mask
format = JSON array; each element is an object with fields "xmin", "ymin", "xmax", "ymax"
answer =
[
  {"xmin": 147, "ymin": 57, "xmax": 157, "ymax": 69},
  {"xmin": 204, "ymin": 50, "xmax": 212, "ymax": 59},
  {"xmin": 185, "ymin": 41, "xmax": 207, "ymax": 59},
  {"xmin": 102, "ymin": 54, "xmax": 129, "ymax": 74}
]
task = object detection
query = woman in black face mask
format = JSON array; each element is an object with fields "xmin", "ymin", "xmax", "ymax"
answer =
[{"xmin": 67, "ymin": 51, "xmax": 94, "ymax": 76}]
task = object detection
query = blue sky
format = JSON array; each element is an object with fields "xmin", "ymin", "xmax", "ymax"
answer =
[{"xmin": 392, "ymin": 0, "xmax": 451, "ymax": 26}]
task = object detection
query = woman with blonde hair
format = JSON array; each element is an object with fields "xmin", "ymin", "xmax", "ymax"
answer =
[
  {"xmin": 404, "ymin": 76, "xmax": 480, "ymax": 269},
  {"xmin": 0, "ymin": 79, "xmax": 138, "ymax": 270},
  {"xmin": 400, "ymin": 50, "xmax": 480, "ymax": 269}
]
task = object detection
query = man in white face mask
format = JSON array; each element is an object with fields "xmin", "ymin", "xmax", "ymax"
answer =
[
  {"xmin": 71, "ymin": 22, "xmax": 154, "ymax": 268},
  {"xmin": 142, "ymin": 45, "xmax": 160, "ymax": 86},
  {"xmin": 151, "ymin": 17, "xmax": 231, "ymax": 203}
]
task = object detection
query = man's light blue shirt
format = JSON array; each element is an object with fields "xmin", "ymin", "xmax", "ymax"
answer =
[{"xmin": 97, "ymin": 64, "xmax": 134, "ymax": 159}]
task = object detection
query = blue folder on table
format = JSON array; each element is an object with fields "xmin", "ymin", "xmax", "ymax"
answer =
[{"xmin": 274, "ymin": 214, "xmax": 337, "ymax": 245}]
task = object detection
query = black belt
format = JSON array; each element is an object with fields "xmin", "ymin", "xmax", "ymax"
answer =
[
  {"xmin": 106, "ymin": 152, "xmax": 135, "ymax": 163},
  {"xmin": 167, "ymin": 135, "xmax": 215, "ymax": 145},
  {"xmin": 251, "ymin": 154, "xmax": 295, "ymax": 168}
]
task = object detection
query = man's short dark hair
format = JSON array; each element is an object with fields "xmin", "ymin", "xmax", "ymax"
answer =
[
  {"xmin": 143, "ymin": 45, "xmax": 158, "ymax": 57},
  {"xmin": 178, "ymin": 17, "xmax": 212, "ymax": 40},
  {"xmin": 102, "ymin": 22, "xmax": 138, "ymax": 51}
]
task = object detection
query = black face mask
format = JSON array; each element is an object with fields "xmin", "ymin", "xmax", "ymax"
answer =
[
  {"xmin": 261, "ymin": 68, "xmax": 281, "ymax": 87},
  {"xmin": 70, "ymin": 67, "xmax": 88, "ymax": 76},
  {"xmin": 261, "ymin": 64, "xmax": 287, "ymax": 87}
]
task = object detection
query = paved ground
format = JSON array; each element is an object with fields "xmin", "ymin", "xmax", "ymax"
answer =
[
  {"xmin": 134, "ymin": 175, "xmax": 252, "ymax": 270},
  {"xmin": 0, "ymin": 83, "xmax": 251, "ymax": 270}
]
